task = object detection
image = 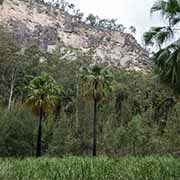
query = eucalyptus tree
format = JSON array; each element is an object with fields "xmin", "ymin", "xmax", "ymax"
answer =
[
  {"xmin": 80, "ymin": 65, "xmax": 115, "ymax": 156},
  {"xmin": 0, "ymin": 27, "xmax": 27, "ymax": 110},
  {"xmin": 25, "ymin": 73, "xmax": 63, "ymax": 157},
  {"xmin": 129, "ymin": 26, "xmax": 136, "ymax": 34},
  {"xmin": 144, "ymin": 0, "xmax": 180, "ymax": 92},
  {"xmin": 86, "ymin": 14, "xmax": 99, "ymax": 27}
]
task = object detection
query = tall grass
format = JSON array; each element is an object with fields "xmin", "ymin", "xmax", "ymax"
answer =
[{"xmin": 0, "ymin": 156, "xmax": 180, "ymax": 180}]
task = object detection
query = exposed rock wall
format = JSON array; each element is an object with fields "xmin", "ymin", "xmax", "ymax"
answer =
[{"xmin": 0, "ymin": 0, "xmax": 150, "ymax": 70}]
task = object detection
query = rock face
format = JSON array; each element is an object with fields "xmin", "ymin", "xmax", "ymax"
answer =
[{"xmin": 0, "ymin": 0, "xmax": 149, "ymax": 70}]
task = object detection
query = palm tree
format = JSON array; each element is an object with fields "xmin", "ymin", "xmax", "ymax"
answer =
[
  {"xmin": 80, "ymin": 65, "xmax": 115, "ymax": 156},
  {"xmin": 144, "ymin": 0, "xmax": 180, "ymax": 49},
  {"xmin": 25, "ymin": 73, "xmax": 62, "ymax": 157},
  {"xmin": 144, "ymin": 0, "xmax": 180, "ymax": 92},
  {"xmin": 151, "ymin": 0, "xmax": 180, "ymax": 20}
]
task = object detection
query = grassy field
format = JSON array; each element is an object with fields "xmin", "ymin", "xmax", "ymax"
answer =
[{"xmin": 0, "ymin": 156, "xmax": 180, "ymax": 180}]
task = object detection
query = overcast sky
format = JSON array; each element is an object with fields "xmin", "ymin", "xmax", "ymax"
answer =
[{"xmin": 66, "ymin": 0, "xmax": 164, "ymax": 44}]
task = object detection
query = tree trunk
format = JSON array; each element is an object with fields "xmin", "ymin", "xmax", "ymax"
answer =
[
  {"xmin": 75, "ymin": 74, "xmax": 79, "ymax": 129},
  {"xmin": 8, "ymin": 68, "xmax": 16, "ymax": 111},
  {"xmin": 92, "ymin": 81, "xmax": 98, "ymax": 156},
  {"xmin": 36, "ymin": 108, "xmax": 43, "ymax": 157},
  {"xmin": 132, "ymin": 139, "xmax": 136, "ymax": 155},
  {"xmin": 55, "ymin": 104, "xmax": 61, "ymax": 123}
]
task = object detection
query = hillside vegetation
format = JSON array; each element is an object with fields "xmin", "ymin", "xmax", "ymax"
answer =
[{"xmin": 0, "ymin": 25, "xmax": 180, "ymax": 157}]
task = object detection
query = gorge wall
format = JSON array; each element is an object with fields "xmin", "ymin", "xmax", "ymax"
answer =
[{"xmin": 0, "ymin": 0, "xmax": 150, "ymax": 70}]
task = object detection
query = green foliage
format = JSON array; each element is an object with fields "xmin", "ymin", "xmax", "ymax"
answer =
[
  {"xmin": 1, "ymin": 157, "xmax": 180, "ymax": 179},
  {"xmin": 80, "ymin": 65, "xmax": 115, "ymax": 101},
  {"xmin": 25, "ymin": 73, "xmax": 62, "ymax": 115},
  {"xmin": 49, "ymin": 113, "xmax": 81, "ymax": 156},
  {"xmin": 84, "ymin": 13, "xmax": 127, "ymax": 32},
  {"xmin": 151, "ymin": 0, "xmax": 180, "ymax": 20},
  {"xmin": 143, "ymin": 26, "xmax": 174, "ymax": 47},
  {"xmin": 86, "ymin": 14, "xmax": 98, "ymax": 26},
  {"xmin": 128, "ymin": 115, "xmax": 144, "ymax": 154},
  {"xmin": 0, "ymin": 26, "xmax": 22, "ymax": 106},
  {"xmin": 80, "ymin": 65, "xmax": 116, "ymax": 156},
  {"xmin": 0, "ymin": 107, "xmax": 36, "ymax": 157},
  {"xmin": 25, "ymin": 73, "xmax": 63, "ymax": 156},
  {"xmin": 144, "ymin": 0, "xmax": 180, "ymax": 92},
  {"xmin": 0, "ymin": 26, "xmax": 180, "ymax": 157}
]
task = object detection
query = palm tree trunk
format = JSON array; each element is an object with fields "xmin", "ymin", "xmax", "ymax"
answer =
[
  {"xmin": 93, "ymin": 81, "xmax": 98, "ymax": 156},
  {"xmin": 36, "ymin": 108, "xmax": 43, "ymax": 157},
  {"xmin": 93, "ymin": 97, "xmax": 97, "ymax": 156}
]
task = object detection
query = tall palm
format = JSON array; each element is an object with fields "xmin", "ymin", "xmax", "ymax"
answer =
[
  {"xmin": 151, "ymin": 0, "xmax": 180, "ymax": 21},
  {"xmin": 25, "ymin": 73, "xmax": 62, "ymax": 157},
  {"xmin": 144, "ymin": 0, "xmax": 180, "ymax": 48},
  {"xmin": 143, "ymin": 26, "xmax": 174, "ymax": 49},
  {"xmin": 80, "ymin": 65, "xmax": 115, "ymax": 156},
  {"xmin": 144, "ymin": 0, "xmax": 180, "ymax": 92}
]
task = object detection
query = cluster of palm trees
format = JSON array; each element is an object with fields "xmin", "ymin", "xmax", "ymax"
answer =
[
  {"xmin": 25, "ymin": 65, "xmax": 115, "ymax": 157},
  {"xmin": 144, "ymin": 0, "xmax": 180, "ymax": 92}
]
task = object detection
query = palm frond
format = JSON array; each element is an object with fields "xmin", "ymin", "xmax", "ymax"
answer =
[
  {"xmin": 25, "ymin": 73, "xmax": 63, "ymax": 115},
  {"xmin": 79, "ymin": 64, "xmax": 115, "ymax": 101},
  {"xmin": 152, "ymin": 40, "xmax": 180, "ymax": 91},
  {"xmin": 151, "ymin": 0, "xmax": 180, "ymax": 20},
  {"xmin": 172, "ymin": 16, "xmax": 180, "ymax": 25},
  {"xmin": 151, "ymin": 0, "xmax": 166, "ymax": 15},
  {"xmin": 143, "ymin": 26, "xmax": 174, "ymax": 47}
]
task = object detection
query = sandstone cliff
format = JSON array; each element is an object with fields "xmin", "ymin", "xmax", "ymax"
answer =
[{"xmin": 0, "ymin": 0, "xmax": 149, "ymax": 70}]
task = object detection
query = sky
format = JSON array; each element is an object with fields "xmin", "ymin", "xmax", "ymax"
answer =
[{"xmin": 65, "ymin": 0, "xmax": 165, "ymax": 44}]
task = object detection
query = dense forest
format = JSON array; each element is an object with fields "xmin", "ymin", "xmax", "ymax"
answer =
[
  {"xmin": 1, "ymin": 0, "xmax": 180, "ymax": 159},
  {"xmin": 0, "ymin": 21, "xmax": 180, "ymax": 158}
]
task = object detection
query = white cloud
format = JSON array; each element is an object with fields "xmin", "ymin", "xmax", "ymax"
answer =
[{"xmin": 66, "ymin": 0, "xmax": 165, "ymax": 43}]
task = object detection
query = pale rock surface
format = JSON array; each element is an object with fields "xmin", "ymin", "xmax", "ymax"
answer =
[{"xmin": 0, "ymin": 0, "xmax": 150, "ymax": 70}]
